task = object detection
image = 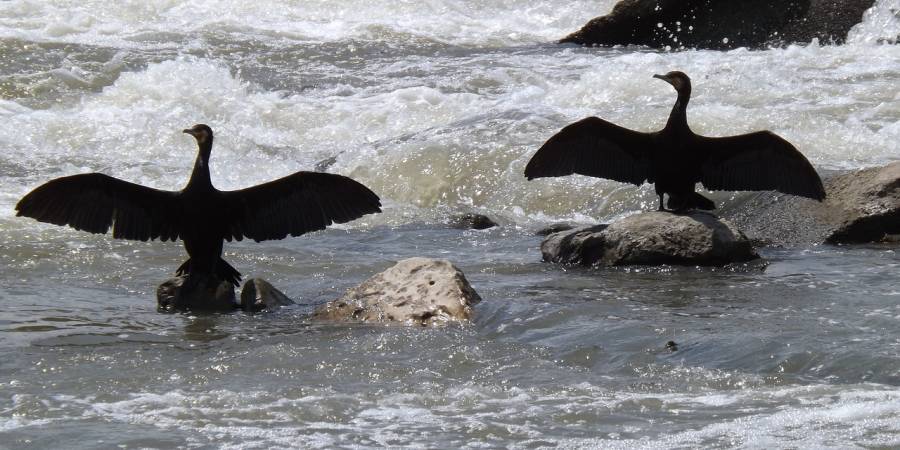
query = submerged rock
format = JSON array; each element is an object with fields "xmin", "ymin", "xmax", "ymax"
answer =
[
  {"xmin": 561, "ymin": 0, "xmax": 876, "ymax": 50},
  {"xmin": 534, "ymin": 222, "xmax": 579, "ymax": 236},
  {"xmin": 448, "ymin": 213, "xmax": 498, "ymax": 230},
  {"xmin": 313, "ymin": 257, "xmax": 482, "ymax": 326},
  {"xmin": 157, "ymin": 275, "xmax": 237, "ymax": 313},
  {"xmin": 240, "ymin": 278, "xmax": 295, "ymax": 312},
  {"xmin": 541, "ymin": 212, "xmax": 759, "ymax": 266},
  {"xmin": 721, "ymin": 162, "xmax": 900, "ymax": 245}
]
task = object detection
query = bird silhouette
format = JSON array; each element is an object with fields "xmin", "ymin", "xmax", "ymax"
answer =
[
  {"xmin": 15, "ymin": 124, "xmax": 382, "ymax": 286},
  {"xmin": 524, "ymin": 71, "xmax": 825, "ymax": 211}
]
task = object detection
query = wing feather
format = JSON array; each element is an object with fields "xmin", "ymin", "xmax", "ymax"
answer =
[
  {"xmin": 15, "ymin": 173, "xmax": 183, "ymax": 241},
  {"xmin": 698, "ymin": 131, "xmax": 825, "ymax": 200},
  {"xmin": 524, "ymin": 116, "xmax": 654, "ymax": 185},
  {"xmin": 222, "ymin": 171, "xmax": 381, "ymax": 243}
]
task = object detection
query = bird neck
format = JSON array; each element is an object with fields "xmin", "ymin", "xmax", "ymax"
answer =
[
  {"xmin": 665, "ymin": 89, "xmax": 691, "ymax": 132},
  {"xmin": 186, "ymin": 140, "xmax": 213, "ymax": 190}
]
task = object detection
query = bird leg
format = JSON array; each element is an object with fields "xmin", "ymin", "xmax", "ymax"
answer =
[{"xmin": 657, "ymin": 194, "xmax": 667, "ymax": 211}]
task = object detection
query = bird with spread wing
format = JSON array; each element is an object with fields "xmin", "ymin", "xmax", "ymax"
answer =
[
  {"xmin": 15, "ymin": 124, "xmax": 381, "ymax": 286},
  {"xmin": 524, "ymin": 71, "xmax": 825, "ymax": 211}
]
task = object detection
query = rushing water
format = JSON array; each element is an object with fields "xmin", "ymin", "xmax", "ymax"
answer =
[{"xmin": 1, "ymin": 0, "xmax": 899, "ymax": 448}]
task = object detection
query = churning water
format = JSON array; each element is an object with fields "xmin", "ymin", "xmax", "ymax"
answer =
[{"xmin": 1, "ymin": 0, "xmax": 899, "ymax": 448}]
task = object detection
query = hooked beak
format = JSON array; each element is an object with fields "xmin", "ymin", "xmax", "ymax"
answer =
[
  {"xmin": 653, "ymin": 74, "xmax": 675, "ymax": 87},
  {"xmin": 183, "ymin": 128, "xmax": 197, "ymax": 136}
]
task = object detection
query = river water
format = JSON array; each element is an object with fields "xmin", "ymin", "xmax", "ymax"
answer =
[{"xmin": 1, "ymin": 1, "xmax": 899, "ymax": 448}]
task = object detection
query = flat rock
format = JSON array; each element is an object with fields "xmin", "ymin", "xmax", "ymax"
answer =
[
  {"xmin": 240, "ymin": 278, "xmax": 295, "ymax": 312},
  {"xmin": 312, "ymin": 257, "xmax": 482, "ymax": 326},
  {"xmin": 561, "ymin": 0, "xmax": 876, "ymax": 50},
  {"xmin": 541, "ymin": 212, "xmax": 759, "ymax": 266},
  {"xmin": 157, "ymin": 275, "xmax": 237, "ymax": 313},
  {"xmin": 720, "ymin": 162, "xmax": 900, "ymax": 245}
]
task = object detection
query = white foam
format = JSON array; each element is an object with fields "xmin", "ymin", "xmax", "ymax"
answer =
[
  {"xmin": 0, "ymin": 0, "xmax": 611, "ymax": 47},
  {"xmin": 10, "ymin": 382, "xmax": 893, "ymax": 448},
  {"xmin": 848, "ymin": 0, "xmax": 900, "ymax": 44},
  {"xmin": 2, "ymin": 2, "xmax": 897, "ymax": 228}
]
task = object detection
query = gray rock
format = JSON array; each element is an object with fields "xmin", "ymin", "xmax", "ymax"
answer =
[
  {"xmin": 542, "ymin": 211, "xmax": 759, "ymax": 266},
  {"xmin": 240, "ymin": 278, "xmax": 295, "ymax": 312},
  {"xmin": 720, "ymin": 162, "xmax": 900, "ymax": 245},
  {"xmin": 157, "ymin": 275, "xmax": 237, "ymax": 313},
  {"xmin": 534, "ymin": 222, "xmax": 579, "ymax": 236},
  {"xmin": 313, "ymin": 257, "xmax": 482, "ymax": 326},
  {"xmin": 448, "ymin": 213, "xmax": 498, "ymax": 230},
  {"xmin": 561, "ymin": 0, "xmax": 876, "ymax": 50}
]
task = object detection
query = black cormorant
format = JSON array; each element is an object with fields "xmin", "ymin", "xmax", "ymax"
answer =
[
  {"xmin": 524, "ymin": 71, "xmax": 825, "ymax": 211},
  {"xmin": 15, "ymin": 124, "xmax": 382, "ymax": 286}
]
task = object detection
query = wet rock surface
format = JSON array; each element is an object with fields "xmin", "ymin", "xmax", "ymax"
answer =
[
  {"xmin": 240, "ymin": 278, "xmax": 295, "ymax": 312},
  {"xmin": 561, "ymin": 0, "xmax": 876, "ymax": 50},
  {"xmin": 721, "ymin": 162, "xmax": 900, "ymax": 245},
  {"xmin": 448, "ymin": 213, "xmax": 498, "ymax": 230},
  {"xmin": 313, "ymin": 257, "xmax": 482, "ymax": 326},
  {"xmin": 535, "ymin": 222, "xmax": 578, "ymax": 236},
  {"xmin": 157, "ymin": 275, "xmax": 237, "ymax": 313},
  {"xmin": 541, "ymin": 211, "xmax": 759, "ymax": 266}
]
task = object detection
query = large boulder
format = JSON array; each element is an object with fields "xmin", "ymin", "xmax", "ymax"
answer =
[
  {"xmin": 157, "ymin": 275, "xmax": 236, "ymax": 313},
  {"xmin": 721, "ymin": 162, "xmax": 900, "ymax": 245},
  {"xmin": 542, "ymin": 211, "xmax": 759, "ymax": 266},
  {"xmin": 561, "ymin": 0, "xmax": 876, "ymax": 50},
  {"xmin": 312, "ymin": 258, "xmax": 482, "ymax": 326}
]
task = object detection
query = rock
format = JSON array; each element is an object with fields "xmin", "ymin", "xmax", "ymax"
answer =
[
  {"xmin": 561, "ymin": 0, "xmax": 876, "ymax": 50},
  {"xmin": 448, "ymin": 213, "xmax": 498, "ymax": 230},
  {"xmin": 240, "ymin": 278, "xmax": 295, "ymax": 312},
  {"xmin": 534, "ymin": 222, "xmax": 579, "ymax": 236},
  {"xmin": 157, "ymin": 275, "xmax": 237, "ymax": 313},
  {"xmin": 825, "ymin": 163, "xmax": 900, "ymax": 243},
  {"xmin": 312, "ymin": 257, "xmax": 482, "ymax": 326},
  {"xmin": 541, "ymin": 211, "xmax": 759, "ymax": 266},
  {"xmin": 314, "ymin": 155, "xmax": 339, "ymax": 172},
  {"xmin": 720, "ymin": 162, "xmax": 900, "ymax": 245}
]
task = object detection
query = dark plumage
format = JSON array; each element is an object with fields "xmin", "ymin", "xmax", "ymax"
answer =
[
  {"xmin": 524, "ymin": 71, "xmax": 825, "ymax": 211},
  {"xmin": 15, "ymin": 124, "xmax": 382, "ymax": 286}
]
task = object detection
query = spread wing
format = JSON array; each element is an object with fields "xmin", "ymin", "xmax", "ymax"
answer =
[
  {"xmin": 524, "ymin": 116, "xmax": 654, "ymax": 185},
  {"xmin": 222, "ymin": 171, "xmax": 381, "ymax": 242},
  {"xmin": 698, "ymin": 131, "xmax": 825, "ymax": 200},
  {"xmin": 15, "ymin": 173, "xmax": 182, "ymax": 241}
]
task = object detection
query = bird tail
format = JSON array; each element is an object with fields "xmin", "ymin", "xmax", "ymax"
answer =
[
  {"xmin": 217, "ymin": 259, "xmax": 242, "ymax": 286},
  {"xmin": 667, "ymin": 192, "xmax": 716, "ymax": 211},
  {"xmin": 175, "ymin": 258, "xmax": 242, "ymax": 286}
]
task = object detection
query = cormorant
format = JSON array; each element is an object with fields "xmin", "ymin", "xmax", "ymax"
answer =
[
  {"xmin": 15, "ymin": 124, "xmax": 382, "ymax": 286},
  {"xmin": 524, "ymin": 71, "xmax": 825, "ymax": 211}
]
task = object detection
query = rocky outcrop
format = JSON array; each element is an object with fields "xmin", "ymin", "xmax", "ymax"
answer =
[
  {"xmin": 721, "ymin": 162, "xmax": 900, "ymax": 245},
  {"xmin": 157, "ymin": 275, "xmax": 236, "ymax": 313},
  {"xmin": 561, "ymin": 0, "xmax": 876, "ymax": 50},
  {"xmin": 313, "ymin": 257, "xmax": 482, "ymax": 326},
  {"xmin": 239, "ymin": 278, "xmax": 295, "ymax": 312},
  {"xmin": 542, "ymin": 211, "xmax": 759, "ymax": 266}
]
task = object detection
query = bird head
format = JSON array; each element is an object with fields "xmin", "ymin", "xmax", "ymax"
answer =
[
  {"xmin": 183, "ymin": 124, "xmax": 213, "ymax": 146},
  {"xmin": 653, "ymin": 71, "xmax": 691, "ymax": 93}
]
